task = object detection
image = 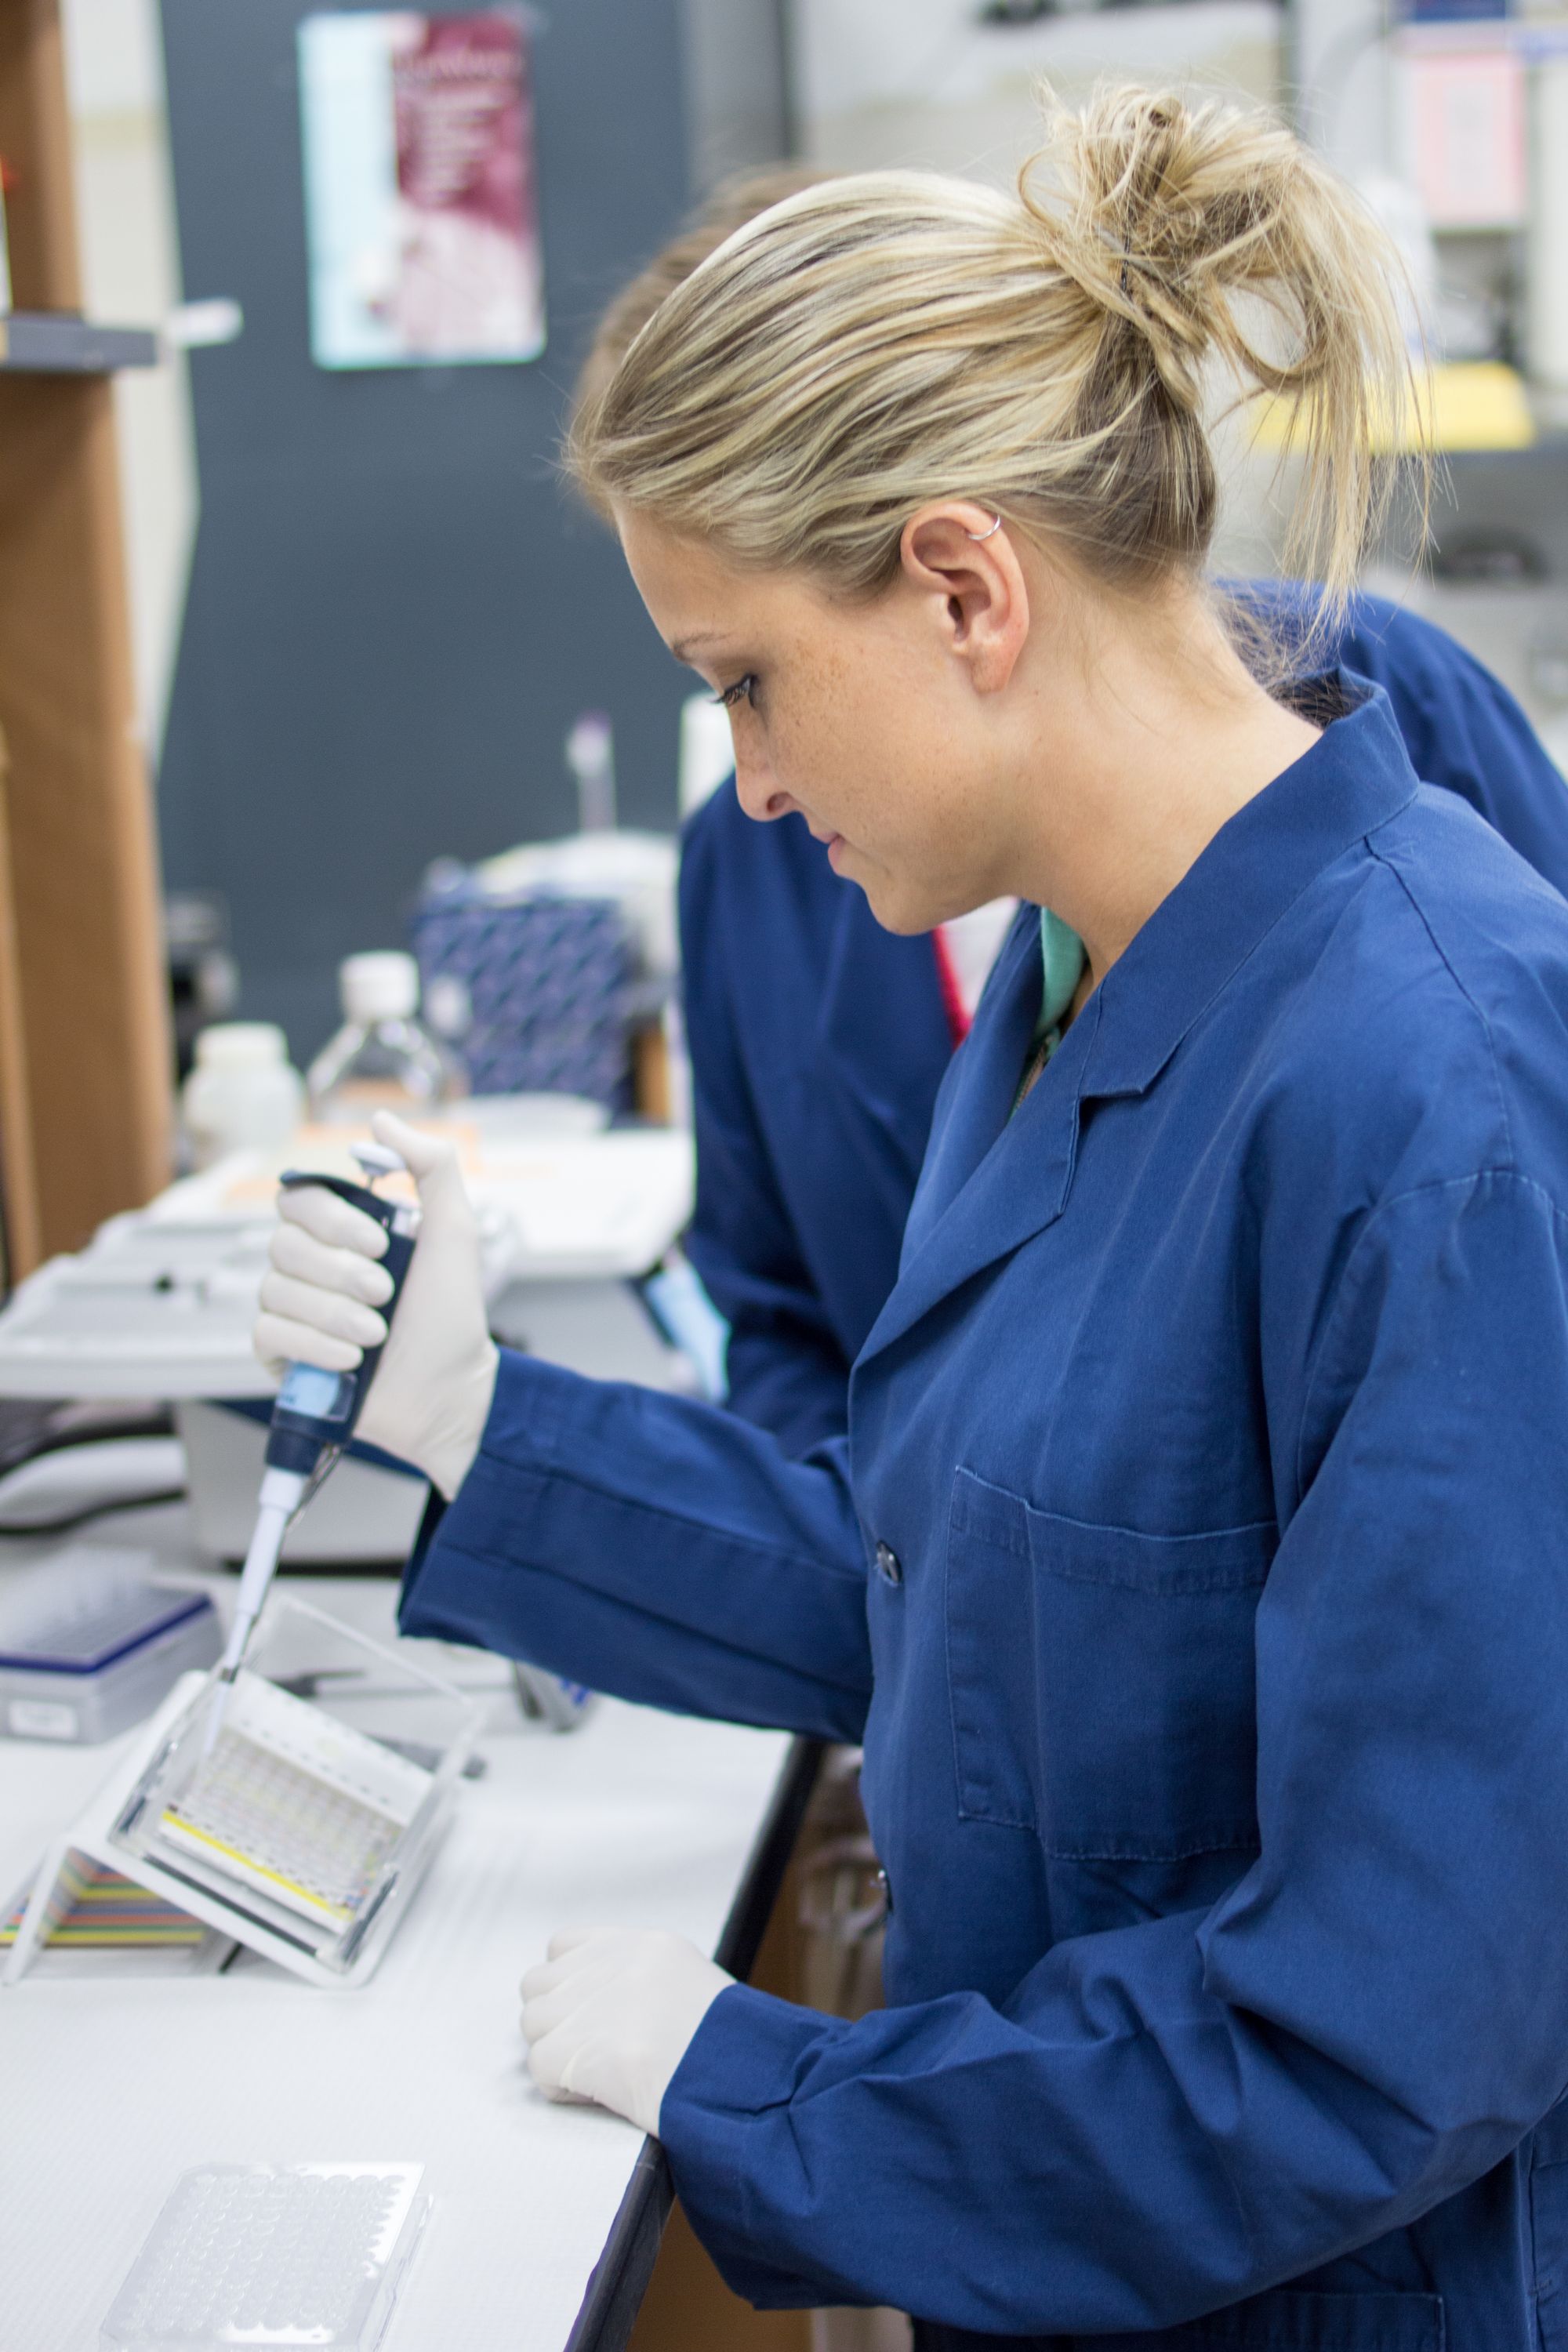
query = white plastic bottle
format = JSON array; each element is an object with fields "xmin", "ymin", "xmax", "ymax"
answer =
[
  {"xmin": 307, "ymin": 951, "xmax": 463, "ymax": 1122},
  {"xmin": 180, "ymin": 1024, "xmax": 306, "ymax": 1169}
]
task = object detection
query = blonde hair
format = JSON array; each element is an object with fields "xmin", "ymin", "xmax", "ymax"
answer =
[
  {"xmin": 575, "ymin": 164, "xmax": 833, "ymax": 412},
  {"xmin": 569, "ymin": 86, "xmax": 1424, "ymax": 670}
]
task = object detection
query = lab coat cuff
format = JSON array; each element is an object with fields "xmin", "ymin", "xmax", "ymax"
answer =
[
  {"xmin": 401, "ymin": 1348, "xmax": 569, "ymax": 1602},
  {"xmin": 658, "ymin": 1981, "xmax": 857, "ymax": 2309}
]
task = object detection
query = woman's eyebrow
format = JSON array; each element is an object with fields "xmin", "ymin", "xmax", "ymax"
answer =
[{"xmin": 670, "ymin": 631, "xmax": 728, "ymax": 663}]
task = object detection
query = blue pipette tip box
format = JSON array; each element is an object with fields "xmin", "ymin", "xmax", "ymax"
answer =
[
  {"xmin": 100, "ymin": 2161, "xmax": 430, "ymax": 2350},
  {"xmin": 0, "ymin": 1551, "xmax": 220, "ymax": 1744}
]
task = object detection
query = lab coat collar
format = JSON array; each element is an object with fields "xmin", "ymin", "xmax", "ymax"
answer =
[
  {"xmin": 855, "ymin": 673, "xmax": 1419, "ymax": 1375},
  {"xmin": 1080, "ymin": 671, "xmax": 1418, "ymax": 1101}
]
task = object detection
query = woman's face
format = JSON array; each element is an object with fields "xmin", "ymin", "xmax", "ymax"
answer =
[{"xmin": 617, "ymin": 507, "xmax": 1037, "ymax": 935}]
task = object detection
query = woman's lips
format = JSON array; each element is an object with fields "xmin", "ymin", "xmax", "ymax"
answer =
[{"xmin": 804, "ymin": 816, "xmax": 848, "ymax": 869}]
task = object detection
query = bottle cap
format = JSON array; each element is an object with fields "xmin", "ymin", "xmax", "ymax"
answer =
[
  {"xmin": 340, "ymin": 952, "xmax": 419, "ymax": 1023},
  {"xmin": 193, "ymin": 1022, "xmax": 289, "ymax": 1069}
]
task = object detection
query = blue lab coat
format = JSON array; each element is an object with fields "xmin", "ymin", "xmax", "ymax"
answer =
[
  {"xmin": 405, "ymin": 677, "xmax": 1568, "ymax": 2347},
  {"xmin": 681, "ymin": 587, "xmax": 1568, "ymax": 1455}
]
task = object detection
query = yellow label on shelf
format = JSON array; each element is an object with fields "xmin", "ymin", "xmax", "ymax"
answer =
[{"xmin": 1249, "ymin": 362, "xmax": 1537, "ymax": 456}]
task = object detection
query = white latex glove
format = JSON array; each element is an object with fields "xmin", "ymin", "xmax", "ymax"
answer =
[
  {"xmin": 253, "ymin": 1109, "xmax": 499, "ymax": 1499},
  {"xmin": 521, "ymin": 1927, "xmax": 733, "ymax": 2138}
]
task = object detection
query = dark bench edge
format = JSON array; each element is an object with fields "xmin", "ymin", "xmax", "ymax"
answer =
[{"xmin": 563, "ymin": 1733, "xmax": 826, "ymax": 2352}]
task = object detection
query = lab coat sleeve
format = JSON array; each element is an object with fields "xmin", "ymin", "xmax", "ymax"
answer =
[
  {"xmin": 657, "ymin": 1170, "xmax": 1568, "ymax": 2333},
  {"xmin": 1340, "ymin": 600, "xmax": 1568, "ymax": 896},
  {"xmin": 678, "ymin": 794, "xmax": 855, "ymax": 1456},
  {"xmin": 399, "ymin": 1347, "xmax": 873, "ymax": 1743}
]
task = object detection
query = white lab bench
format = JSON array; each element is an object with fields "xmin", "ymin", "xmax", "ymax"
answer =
[{"xmin": 0, "ymin": 1472, "xmax": 814, "ymax": 2350}]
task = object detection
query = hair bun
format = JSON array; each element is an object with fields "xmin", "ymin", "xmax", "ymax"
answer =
[{"xmin": 1021, "ymin": 85, "xmax": 1314, "ymax": 413}]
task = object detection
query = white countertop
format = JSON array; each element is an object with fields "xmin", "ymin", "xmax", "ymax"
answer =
[{"xmin": 0, "ymin": 1480, "xmax": 793, "ymax": 2350}]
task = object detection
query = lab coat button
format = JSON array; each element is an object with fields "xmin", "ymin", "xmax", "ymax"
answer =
[{"xmin": 874, "ymin": 1541, "xmax": 902, "ymax": 1585}]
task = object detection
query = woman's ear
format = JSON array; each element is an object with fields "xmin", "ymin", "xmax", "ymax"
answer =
[{"xmin": 899, "ymin": 503, "xmax": 1031, "ymax": 695}]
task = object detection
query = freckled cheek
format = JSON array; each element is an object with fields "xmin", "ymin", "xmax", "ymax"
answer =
[
  {"xmin": 783, "ymin": 691, "xmax": 894, "ymax": 832},
  {"xmin": 768, "ymin": 702, "xmax": 842, "ymax": 804}
]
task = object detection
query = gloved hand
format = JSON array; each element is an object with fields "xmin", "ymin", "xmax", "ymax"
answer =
[
  {"xmin": 253, "ymin": 1109, "xmax": 499, "ymax": 1499},
  {"xmin": 521, "ymin": 1927, "xmax": 733, "ymax": 2138}
]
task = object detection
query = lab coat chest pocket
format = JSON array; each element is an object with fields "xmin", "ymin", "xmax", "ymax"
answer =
[{"xmin": 945, "ymin": 1467, "xmax": 1273, "ymax": 1856}]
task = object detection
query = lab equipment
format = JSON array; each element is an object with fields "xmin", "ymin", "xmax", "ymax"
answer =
[
  {"xmin": 0, "ymin": 1552, "xmax": 220, "ymax": 1742},
  {"xmin": 413, "ymin": 826, "xmax": 677, "ymax": 1109},
  {"xmin": 678, "ymin": 688, "xmax": 738, "ymax": 818},
  {"xmin": 6, "ymin": 1595, "xmax": 483, "ymax": 1987},
  {"xmin": 511, "ymin": 1660, "xmax": 595, "ymax": 1732},
  {"xmin": 205, "ymin": 1142, "xmax": 418, "ymax": 1746},
  {"xmin": 101, "ymin": 2161, "xmax": 429, "ymax": 2351},
  {"xmin": 412, "ymin": 881, "xmax": 641, "ymax": 1108},
  {"xmin": 176, "ymin": 1401, "xmax": 427, "ymax": 1570},
  {"xmin": 566, "ymin": 710, "xmax": 617, "ymax": 833},
  {"xmin": 0, "ymin": 1123, "xmax": 695, "ymax": 1559},
  {"xmin": 0, "ymin": 1123, "xmax": 687, "ymax": 1398},
  {"xmin": 165, "ymin": 891, "xmax": 238, "ymax": 1080},
  {"xmin": 165, "ymin": 1671, "xmax": 431, "ymax": 1929},
  {"xmin": 1528, "ymin": 60, "xmax": 1568, "ymax": 391},
  {"xmin": 307, "ymin": 952, "xmax": 461, "ymax": 1122},
  {"xmin": 180, "ymin": 1023, "xmax": 304, "ymax": 1170},
  {"xmin": 0, "ymin": 1853, "xmax": 235, "ymax": 1976}
]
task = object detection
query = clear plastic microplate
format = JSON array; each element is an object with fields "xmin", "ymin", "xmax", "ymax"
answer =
[
  {"xmin": 104, "ymin": 1594, "xmax": 484, "ymax": 1985},
  {"xmin": 100, "ymin": 2161, "xmax": 429, "ymax": 2351}
]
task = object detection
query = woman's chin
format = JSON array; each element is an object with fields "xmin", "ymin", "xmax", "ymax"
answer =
[{"xmin": 858, "ymin": 873, "xmax": 935, "ymax": 936}]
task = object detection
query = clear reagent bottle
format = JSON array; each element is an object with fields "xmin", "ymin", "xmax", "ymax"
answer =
[{"xmin": 307, "ymin": 951, "xmax": 464, "ymax": 1122}]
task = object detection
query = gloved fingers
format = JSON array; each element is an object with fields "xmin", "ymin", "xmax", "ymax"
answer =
[
  {"xmin": 372, "ymin": 1111, "xmax": 474, "ymax": 1227},
  {"xmin": 524, "ymin": 2019, "xmax": 582, "ymax": 2100},
  {"xmin": 520, "ymin": 1976, "xmax": 600, "ymax": 2042},
  {"xmin": 277, "ymin": 1183, "xmax": 390, "ymax": 1258},
  {"xmin": 520, "ymin": 1955, "xmax": 573, "ymax": 2003},
  {"xmin": 528, "ymin": 2024, "xmax": 622, "ymax": 2114},
  {"xmin": 521, "ymin": 1930, "xmax": 633, "ymax": 2002},
  {"xmin": 545, "ymin": 1924, "xmax": 615, "ymax": 1963},
  {"xmin": 270, "ymin": 1220, "xmax": 395, "ymax": 1306},
  {"xmin": 259, "ymin": 1269, "xmax": 388, "ymax": 1351},
  {"xmin": 253, "ymin": 1312, "xmax": 361, "ymax": 1377},
  {"xmin": 536, "ymin": 2077, "xmax": 596, "ymax": 2109}
]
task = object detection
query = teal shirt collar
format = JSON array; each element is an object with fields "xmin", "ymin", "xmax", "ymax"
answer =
[{"xmin": 1037, "ymin": 907, "xmax": 1086, "ymax": 1041}]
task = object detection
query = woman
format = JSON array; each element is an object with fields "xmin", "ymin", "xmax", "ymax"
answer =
[
  {"xmin": 258, "ymin": 89, "xmax": 1568, "ymax": 2350},
  {"xmin": 588, "ymin": 170, "xmax": 1568, "ymax": 1460}
]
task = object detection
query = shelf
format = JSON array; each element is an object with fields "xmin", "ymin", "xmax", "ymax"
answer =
[
  {"xmin": 1395, "ymin": 14, "xmax": 1568, "ymax": 56},
  {"xmin": 0, "ymin": 313, "xmax": 157, "ymax": 373}
]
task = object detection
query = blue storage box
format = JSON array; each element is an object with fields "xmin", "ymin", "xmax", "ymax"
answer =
[{"xmin": 411, "ymin": 880, "xmax": 641, "ymax": 1110}]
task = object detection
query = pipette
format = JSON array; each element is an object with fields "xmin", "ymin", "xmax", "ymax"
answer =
[{"xmin": 202, "ymin": 1142, "xmax": 420, "ymax": 1751}]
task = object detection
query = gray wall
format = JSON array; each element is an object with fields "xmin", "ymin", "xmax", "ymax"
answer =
[{"xmin": 157, "ymin": 0, "xmax": 782, "ymax": 1062}]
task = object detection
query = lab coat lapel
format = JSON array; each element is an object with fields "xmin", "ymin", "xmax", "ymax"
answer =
[
  {"xmin": 895, "ymin": 903, "xmax": 1042, "ymax": 1258},
  {"xmin": 856, "ymin": 678, "xmax": 1424, "ymax": 1377},
  {"xmin": 858, "ymin": 921, "xmax": 1093, "ymax": 1369}
]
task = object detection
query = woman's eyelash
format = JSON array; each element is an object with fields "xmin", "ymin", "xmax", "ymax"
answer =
[{"xmin": 713, "ymin": 673, "xmax": 757, "ymax": 711}]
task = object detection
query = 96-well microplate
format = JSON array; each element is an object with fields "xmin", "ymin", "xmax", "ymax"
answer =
[{"xmin": 100, "ymin": 2162, "xmax": 428, "ymax": 2350}]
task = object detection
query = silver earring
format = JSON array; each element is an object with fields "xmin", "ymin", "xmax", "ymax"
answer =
[{"xmin": 966, "ymin": 514, "xmax": 1003, "ymax": 541}]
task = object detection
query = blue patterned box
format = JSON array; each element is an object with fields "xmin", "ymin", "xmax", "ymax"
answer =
[{"xmin": 410, "ymin": 877, "xmax": 641, "ymax": 1110}]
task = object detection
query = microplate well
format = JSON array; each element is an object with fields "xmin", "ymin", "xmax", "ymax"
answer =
[
  {"xmin": 100, "ymin": 2161, "xmax": 428, "ymax": 2350},
  {"xmin": 101, "ymin": 1594, "xmax": 482, "ymax": 1984}
]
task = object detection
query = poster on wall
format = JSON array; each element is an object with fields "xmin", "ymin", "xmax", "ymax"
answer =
[{"xmin": 298, "ymin": 9, "xmax": 545, "ymax": 368}]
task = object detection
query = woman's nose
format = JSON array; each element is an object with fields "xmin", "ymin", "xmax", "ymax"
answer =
[{"xmin": 732, "ymin": 750, "xmax": 789, "ymax": 825}]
